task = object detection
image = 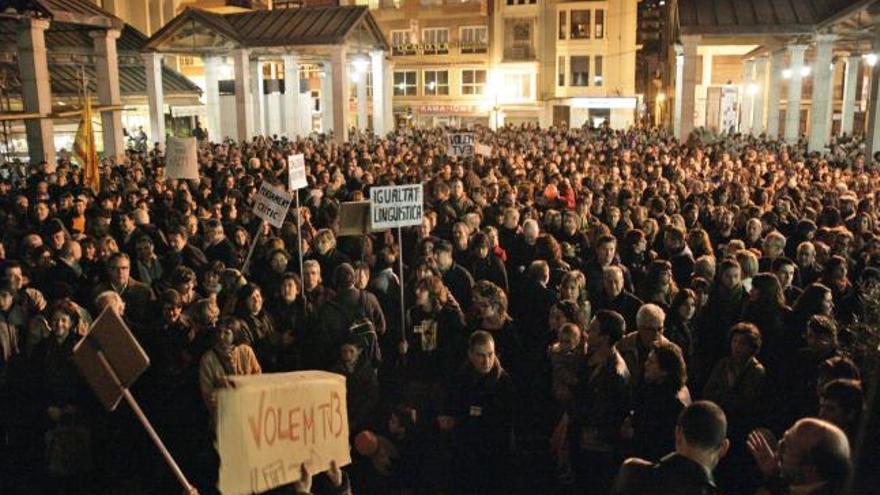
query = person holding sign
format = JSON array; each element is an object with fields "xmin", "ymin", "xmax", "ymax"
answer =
[{"xmin": 198, "ymin": 318, "xmax": 261, "ymax": 416}]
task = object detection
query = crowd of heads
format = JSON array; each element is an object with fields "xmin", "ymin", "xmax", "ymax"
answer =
[{"xmin": 0, "ymin": 123, "xmax": 878, "ymax": 494}]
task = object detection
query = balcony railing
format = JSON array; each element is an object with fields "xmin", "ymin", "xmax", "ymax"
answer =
[{"xmin": 391, "ymin": 42, "xmax": 488, "ymax": 56}]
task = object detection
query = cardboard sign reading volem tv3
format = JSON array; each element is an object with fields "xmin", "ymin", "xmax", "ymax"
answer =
[{"xmin": 217, "ymin": 371, "xmax": 351, "ymax": 495}]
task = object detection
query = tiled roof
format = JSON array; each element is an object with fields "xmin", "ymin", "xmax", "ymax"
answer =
[
  {"xmin": 6, "ymin": 0, "xmax": 124, "ymax": 29},
  {"xmin": 678, "ymin": 0, "xmax": 875, "ymax": 35}
]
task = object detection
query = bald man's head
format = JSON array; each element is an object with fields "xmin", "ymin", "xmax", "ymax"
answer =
[{"xmin": 781, "ymin": 418, "xmax": 851, "ymax": 488}]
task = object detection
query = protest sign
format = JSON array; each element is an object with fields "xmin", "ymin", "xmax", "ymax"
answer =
[
  {"xmin": 217, "ymin": 371, "xmax": 351, "ymax": 495},
  {"xmin": 476, "ymin": 142, "xmax": 492, "ymax": 157},
  {"xmin": 288, "ymin": 154, "xmax": 307, "ymax": 190},
  {"xmin": 448, "ymin": 132, "xmax": 475, "ymax": 157},
  {"xmin": 165, "ymin": 136, "xmax": 198, "ymax": 179},
  {"xmin": 73, "ymin": 306, "xmax": 149, "ymax": 411},
  {"xmin": 253, "ymin": 182, "xmax": 293, "ymax": 229},
  {"xmin": 369, "ymin": 184, "xmax": 424, "ymax": 230}
]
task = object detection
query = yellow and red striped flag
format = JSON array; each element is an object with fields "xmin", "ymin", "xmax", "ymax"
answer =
[{"xmin": 74, "ymin": 97, "xmax": 100, "ymax": 193}]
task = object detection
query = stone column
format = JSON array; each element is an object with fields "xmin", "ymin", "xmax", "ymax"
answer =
[
  {"xmin": 740, "ymin": 59, "xmax": 754, "ymax": 134},
  {"xmin": 91, "ymin": 29, "xmax": 124, "ymax": 164},
  {"xmin": 250, "ymin": 58, "xmax": 264, "ymax": 136},
  {"xmin": 232, "ymin": 48, "xmax": 254, "ymax": 143},
  {"xmin": 841, "ymin": 54, "xmax": 860, "ymax": 136},
  {"xmin": 809, "ymin": 35, "xmax": 836, "ymax": 152},
  {"xmin": 675, "ymin": 35, "xmax": 699, "ymax": 141},
  {"xmin": 752, "ymin": 56, "xmax": 768, "ymax": 134},
  {"xmin": 784, "ymin": 44, "xmax": 807, "ymax": 144},
  {"xmin": 867, "ymin": 21, "xmax": 880, "ymax": 157},
  {"xmin": 321, "ymin": 61, "xmax": 334, "ymax": 134},
  {"xmin": 370, "ymin": 50, "xmax": 386, "ymax": 135},
  {"xmin": 767, "ymin": 49, "xmax": 785, "ymax": 138},
  {"xmin": 203, "ymin": 56, "xmax": 222, "ymax": 141},
  {"xmin": 330, "ymin": 46, "xmax": 350, "ymax": 142},
  {"xmin": 17, "ymin": 18, "xmax": 55, "ymax": 165},
  {"xmin": 356, "ymin": 70, "xmax": 368, "ymax": 133},
  {"xmin": 673, "ymin": 43, "xmax": 684, "ymax": 138},
  {"xmin": 384, "ymin": 59, "xmax": 395, "ymax": 134},
  {"xmin": 142, "ymin": 52, "xmax": 165, "ymax": 147},
  {"xmin": 282, "ymin": 53, "xmax": 301, "ymax": 139}
]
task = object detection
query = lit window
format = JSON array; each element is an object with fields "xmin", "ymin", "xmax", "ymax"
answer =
[
  {"xmin": 461, "ymin": 69, "xmax": 487, "ymax": 95},
  {"xmin": 595, "ymin": 9, "xmax": 605, "ymax": 39},
  {"xmin": 422, "ymin": 28, "xmax": 449, "ymax": 55},
  {"xmin": 391, "ymin": 30, "xmax": 416, "ymax": 56},
  {"xmin": 423, "ymin": 70, "xmax": 449, "ymax": 95},
  {"xmin": 460, "ymin": 26, "xmax": 488, "ymax": 54},
  {"xmin": 594, "ymin": 55, "xmax": 603, "ymax": 86},
  {"xmin": 558, "ymin": 56, "xmax": 565, "ymax": 87},
  {"xmin": 393, "ymin": 71, "xmax": 417, "ymax": 96},
  {"xmin": 501, "ymin": 72, "xmax": 532, "ymax": 100},
  {"xmin": 558, "ymin": 11, "xmax": 567, "ymax": 40},
  {"xmin": 571, "ymin": 56, "xmax": 590, "ymax": 86},
  {"xmin": 571, "ymin": 10, "xmax": 591, "ymax": 39}
]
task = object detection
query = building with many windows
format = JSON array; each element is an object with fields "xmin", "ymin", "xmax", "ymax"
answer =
[
  {"xmin": 369, "ymin": 0, "xmax": 492, "ymax": 127},
  {"xmin": 366, "ymin": 0, "xmax": 638, "ymax": 129}
]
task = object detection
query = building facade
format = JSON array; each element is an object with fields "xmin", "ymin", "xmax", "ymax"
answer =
[{"xmin": 367, "ymin": 0, "xmax": 639, "ymax": 129}]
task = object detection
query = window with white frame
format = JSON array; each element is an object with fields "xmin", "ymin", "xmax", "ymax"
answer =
[
  {"xmin": 558, "ymin": 56, "xmax": 565, "ymax": 87},
  {"xmin": 571, "ymin": 10, "xmax": 591, "ymax": 39},
  {"xmin": 461, "ymin": 69, "xmax": 487, "ymax": 95},
  {"xmin": 460, "ymin": 26, "xmax": 488, "ymax": 54},
  {"xmin": 571, "ymin": 55, "xmax": 590, "ymax": 86},
  {"xmin": 422, "ymin": 28, "xmax": 449, "ymax": 55},
  {"xmin": 501, "ymin": 72, "xmax": 532, "ymax": 101},
  {"xmin": 393, "ymin": 70, "xmax": 418, "ymax": 96},
  {"xmin": 594, "ymin": 55, "xmax": 603, "ymax": 86},
  {"xmin": 391, "ymin": 30, "xmax": 416, "ymax": 56},
  {"xmin": 595, "ymin": 9, "xmax": 605, "ymax": 39},
  {"xmin": 423, "ymin": 70, "xmax": 449, "ymax": 95}
]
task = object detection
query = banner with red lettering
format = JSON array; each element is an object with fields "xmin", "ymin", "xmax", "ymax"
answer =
[{"xmin": 216, "ymin": 371, "xmax": 351, "ymax": 495}]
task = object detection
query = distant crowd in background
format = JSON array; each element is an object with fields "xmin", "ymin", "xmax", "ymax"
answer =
[{"xmin": 0, "ymin": 123, "xmax": 878, "ymax": 495}]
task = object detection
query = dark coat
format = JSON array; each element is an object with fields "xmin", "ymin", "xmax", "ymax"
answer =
[
  {"xmin": 204, "ymin": 238, "xmax": 239, "ymax": 269},
  {"xmin": 468, "ymin": 254, "xmax": 509, "ymax": 294},
  {"xmin": 442, "ymin": 263, "xmax": 475, "ymax": 312},
  {"xmin": 614, "ymin": 453, "xmax": 721, "ymax": 495}
]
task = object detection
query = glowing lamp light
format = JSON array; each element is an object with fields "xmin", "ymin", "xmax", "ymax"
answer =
[
  {"xmin": 747, "ymin": 83, "xmax": 759, "ymax": 95},
  {"xmin": 800, "ymin": 66, "xmax": 811, "ymax": 77},
  {"xmin": 781, "ymin": 69, "xmax": 792, "ymax": 79},
  {"xmin": 352, "ymin": 57, "xmax": 370, "ymax": 74},
  {"xmin": 350, "ymin": 72, "xmax": 361, "ymax": 83},
  {"xmin": 396, "ymin": 83, "xmax": 406, "ymax": 91},
  {"xmin": 656, "ymin": 92, "xmax": 666, "ymax": 102},
  {"xmin": 426, "ymin": 81, "xmax": 436, "ymax": 90},
  {"xmin": 865, "ymin": 53, "xmax": 878, "ymax": 67}
]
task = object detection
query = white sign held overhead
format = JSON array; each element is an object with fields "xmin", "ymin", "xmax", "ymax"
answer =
[
  {"xmin": 288, "ymin": 154, "xmax": 307, "ymax": 190},
  {"xmin": 217, "ymin": 371, "xmax": 351, "ymax": 495},
  {"xmin": 165, "ymin": 137, "xmax": 198, "ymax": 179},
  {"xmin": 476, "ymin": 142, "xmax": 492, "ymax": 157},
  {"xmin": 448, "ymin": 132, "xmax": 475, "ymax": 157},
  {"xmin": 370, "ymin": 184, "xmax": 424, "ymax": 230},
  {"xmin": 253, "ymin": 182, "xmax": 293, "ymax": 228}
]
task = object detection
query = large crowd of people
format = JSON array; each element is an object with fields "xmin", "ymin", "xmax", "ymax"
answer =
[{"xmin": 0, "ymin": 123, "xmax": 878, "ymax": 495}]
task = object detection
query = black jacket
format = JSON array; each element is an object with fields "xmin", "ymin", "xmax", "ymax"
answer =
[
  {"xmin": 614, "ymin": 453, "xmax": 721, "ymax": 495},
  {"xmin": 442, "ymin": 263, "xmax": 475, "ymax": 312}
]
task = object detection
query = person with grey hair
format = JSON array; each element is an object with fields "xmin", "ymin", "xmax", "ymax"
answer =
[
  {"xmin": 597, "ymin": 265, "xmax": 643, "ymax": 334},
  {"xmin": 616, "ymin": 303, "xmax": 682, "ymax": 388}
]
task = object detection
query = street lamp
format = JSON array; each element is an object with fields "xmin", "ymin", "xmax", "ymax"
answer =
[{"xmin": 483, "ymin": 72, "xmax": 502, "ymax": 130}]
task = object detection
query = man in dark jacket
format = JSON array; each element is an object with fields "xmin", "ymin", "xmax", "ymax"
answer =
[
  {"xmin": 435, "ymin": 240, "xmax": 475, "ymax": 312},
  {"xmin": 164, "ymin": 225, "xmax": 209, "ymax": 277},
  {"xmin": 438, "ymin": 330, "xmax": 516, "ymax": 495},
  {"xmin": 614, "ymin": 401, "xmax": 730, "ymax": 495},
  {"xmin": 597, "ymin": 266, "xmax": 643, "ymax": 334},
  {"xmin": 203, "ymin": 219, "xmax": 239, "ymax": 269}
]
